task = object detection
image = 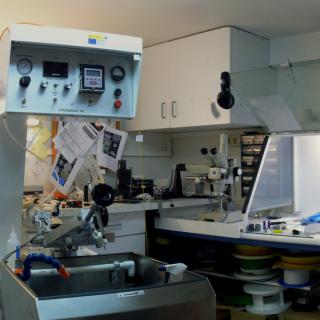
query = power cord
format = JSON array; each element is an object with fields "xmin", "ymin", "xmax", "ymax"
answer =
[{"xmin": 2, "ymin": 117, "xmax": 39, "ymax": 158}]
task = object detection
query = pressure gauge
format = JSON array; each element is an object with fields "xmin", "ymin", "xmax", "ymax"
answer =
[
  {"xmin": 17, "ymin": 58, "xmax": 33, "ymax": 75},
  {"xmin": 110, "ymin": 66, "xmax": 125, "ymax": 81}
]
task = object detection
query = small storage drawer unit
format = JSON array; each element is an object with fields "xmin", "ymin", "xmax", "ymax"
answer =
[{"xmin": 241, "ymin": 132, "xmax": 266, "ymax": 197}]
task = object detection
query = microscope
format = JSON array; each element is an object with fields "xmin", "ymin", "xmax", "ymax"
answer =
[{"xmin": 199, "ymin": 133, "xmax": 242, "ymax": 220}]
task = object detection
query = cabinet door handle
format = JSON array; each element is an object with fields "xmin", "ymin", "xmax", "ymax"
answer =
[
  {"xmin": 171, "ymin": 101, "xmax": 177, "ymax": 118},
  {"xmin": 161, "ymin": 102, "xmax": 167, "ymax": 119}
]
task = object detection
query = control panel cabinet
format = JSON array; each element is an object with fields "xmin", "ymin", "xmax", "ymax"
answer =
[{"xmin": 0, "ymin": 25, "xmax": 142, "ymax": 119}]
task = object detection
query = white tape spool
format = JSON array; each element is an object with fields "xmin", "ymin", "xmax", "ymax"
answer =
[{"xmin": 244, "ymin": 283, "xmax": 291, "ymax": 315}]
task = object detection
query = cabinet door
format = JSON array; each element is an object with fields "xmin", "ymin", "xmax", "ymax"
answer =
[
  {"xmin": 85, "ymin": 234, "xmax": 146, "ymax": 255},
  {"xmin": 168, "ymin": 29, "xmax": 232, "ymax": 129},
  {"xmin": 125, "ymin": 44, "xmax": 171, "ymax": 131}
]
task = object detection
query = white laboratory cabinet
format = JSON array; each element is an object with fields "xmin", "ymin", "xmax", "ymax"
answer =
[
  {"xmin": 104, "ymin": 211, "xmax": 146, "ymax": 255},
  {"xmin": 62, "ymin": 204, "xmax": 155, "ymax": 255},
  {"xmin": 88, "ymin": 210, "xmax": 146, "ymax": 255},
  {"xmin": 124, "ymin": 27, "xmax": 269, "ymax": 131}
]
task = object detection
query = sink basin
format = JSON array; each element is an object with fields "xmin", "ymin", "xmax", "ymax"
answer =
[
  {"xmin": 0, "ymin": 253, "xmax": 216, "ymax": 320},
  {"xmin": 28, "ymin": 253, "xmax": 164, "ymax": 298}
]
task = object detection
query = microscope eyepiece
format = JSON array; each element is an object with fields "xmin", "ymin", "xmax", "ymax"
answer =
[{"xmin": 210, "ymin": 148, "xmax": 218, "ymax": 155}]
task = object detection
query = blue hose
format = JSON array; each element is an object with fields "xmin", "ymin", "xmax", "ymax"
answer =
[{"xmin": 18, "ymin": 253, "xmax": 69, "ymax": 281}]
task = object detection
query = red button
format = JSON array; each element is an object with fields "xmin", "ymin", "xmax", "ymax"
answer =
[{"xmin": 114, "ymin": 100, "xmax": 122, "ymax": 109}]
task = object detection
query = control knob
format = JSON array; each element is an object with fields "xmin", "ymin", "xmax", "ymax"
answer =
[
  {"xmin": 40, "ymin": 80, "xmax": 48, "ymax": 88},
  {"xmin": 19, "ymin": 76, "xmax": 31, "ymax": 88},
  {"xmin": 64, "ymin": 82, "xmax": 72, "ymax": 90},
  {"xmin": 114, "ymin": 88, "xmax": 122, "ymax": 97}
]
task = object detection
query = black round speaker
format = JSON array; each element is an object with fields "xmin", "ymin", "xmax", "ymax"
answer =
[{"xmin": 217, "ymin": 71, "xmax": 235, "ymax": 109}]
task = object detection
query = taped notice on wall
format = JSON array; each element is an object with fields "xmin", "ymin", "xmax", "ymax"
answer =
[
  {"xmin": 54, "ymin": 122, "xmax": 98, "ymax": 163},
  {"xmin": 96, "ymin": 126, "xmax": 128, "ymax": 172}
]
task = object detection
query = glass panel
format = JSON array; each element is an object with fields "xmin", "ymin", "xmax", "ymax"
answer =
[
  {"xmin": 248, "ymin": 135, "xmax": 293, "ymax": 214},
  {"xmin": 231, "ymin": 60, "xmax": 320, "ymax": 132},
  {"xmin": 293, "ymin": 134, "xmax": 320, "ymax": 215}
]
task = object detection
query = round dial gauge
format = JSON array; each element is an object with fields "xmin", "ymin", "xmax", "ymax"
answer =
[
  {"xmin": 17, "ymin": 58, "xmax": 33, "ymax": 75},
  {"xmin": 111, "ymin": 66, "xmax": 125, "ymax": 81}
]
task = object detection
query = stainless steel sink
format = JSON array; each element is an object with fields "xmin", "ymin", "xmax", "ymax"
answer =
[
  {"xmin": 28, "ymin": 253, "xmax": 165, "ymax": 298},
  {"xmin": 0, "ymin": 253, "xmax": 216, "ymax": 320}
]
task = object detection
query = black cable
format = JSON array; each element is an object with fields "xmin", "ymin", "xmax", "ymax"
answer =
[{"xmin": 2, "ymin": 232, "xmax": 44, "ymax": 263}]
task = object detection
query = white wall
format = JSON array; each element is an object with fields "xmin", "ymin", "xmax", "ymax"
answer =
[
  {"xmin": 123, "ymin": 132, "xmax": 172, "ymax": 181},
  {"xmin": 104, "ymin": 132, "xmax": 173, "ymax": 188}
]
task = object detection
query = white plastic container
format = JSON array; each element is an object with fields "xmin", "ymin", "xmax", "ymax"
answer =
[{"xmin": 6, "ymin": 226, "xmax": 20, "ymax": 270}]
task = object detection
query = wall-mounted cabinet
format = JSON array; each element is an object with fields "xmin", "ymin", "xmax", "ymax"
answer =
[{"xmin": 124, "ymin": 27, "xmax": 269, "ymax": 132}]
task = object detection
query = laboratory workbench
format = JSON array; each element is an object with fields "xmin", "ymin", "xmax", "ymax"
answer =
[
  {"xmin": 61, "ymin": 197, "xmax": 209, "ymax": 215},
  {"xmin": 151, "ymin": 201, "xmax": 320, "ymax": 252},
  {"xmin": 62, "ymin": 198, "xmax": 320, "ymax": 252},
  {"xmin": 59, "ymin": 198, "xmax": 212, "ymax": 255}
]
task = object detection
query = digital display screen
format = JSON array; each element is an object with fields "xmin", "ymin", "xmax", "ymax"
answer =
[
  {"xmin": 80, "ymin": 64, "xmax": 105, "ymax": 93},
  {"xmin": 85, "ymin": 69, "xmax": 101, "ymax": 77},
  {"xmin": 43, "ymin": 61, "xmax": 68, "ymax": 78}
]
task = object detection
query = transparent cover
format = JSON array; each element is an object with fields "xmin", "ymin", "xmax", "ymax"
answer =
[
  {"xmin": 231, "ymin": 60, "xmax": 320, "ymax": 132},
  {"xmin": 246, "ymin": 135, "xmax": 294, "ymax": 214}
]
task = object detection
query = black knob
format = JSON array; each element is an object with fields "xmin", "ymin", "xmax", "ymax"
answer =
[
  {"xmin": 200, "ymin": 148, "xmax": 208, "ymax": 155},
  {"xmin": 92, "ymin": 183, "xmax": 115, "ymax": 207},
  {"xmin": 114, "ymin": 88, "xmax": 122, "ymax": 97},
  {"xmin": 19, "ymin": 76, "xmax": 31, "ymax": 88}
]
